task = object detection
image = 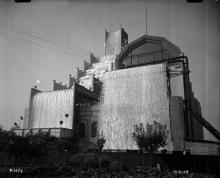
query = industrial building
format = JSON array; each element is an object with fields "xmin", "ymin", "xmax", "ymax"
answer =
[{"xmin": 15, "ymin": 27, "xmax": 220, "ymax": 156}]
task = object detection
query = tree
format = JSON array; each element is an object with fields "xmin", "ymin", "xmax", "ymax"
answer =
[
  {"xmin": 96, "ymin": 131, "xmax": 106, "ymax": 171},
  {"xmin": 132, "ymin": 121, "xmax": 168, "ymax": 169}
]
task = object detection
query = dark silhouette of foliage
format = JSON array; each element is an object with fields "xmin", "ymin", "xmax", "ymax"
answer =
[
  {"xmin": 96, "ymin": 131, "xmax": 106, "ymax": 170},
  {"xmin": 25, "ymin": 130, "xmax": 58, "ymax": 161},
  {"xmin": 0, "ymin": 126, "xmax": 80, "ymax": 167},
  {"xmin": 0, "ymin": 125, "xmax": 8, "ymax": 153},
  {"xmin": 0, "ymin": 128, "xmax": 30, "ymax": 168},
  {"xmin": 56, "ymin": 137, "xmax": 79, "ymax": 165},
  {"xmin": 57, "ymin": 137, "xmax": 78, "ymax": 154},
  {"xmin": 96, "ymin": 132, "xmax": 106, "ymax": 154}
]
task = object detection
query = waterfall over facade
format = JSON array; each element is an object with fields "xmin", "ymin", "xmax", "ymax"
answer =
[
  {"xmin": 98, "ymin": 64, "xmax": 171, "ymax": 150},
  {"xmin": 28, "ymin": 89, "xmax": 74, "ymax": 129},
  {"xmin": 18, "ymin": 32, "xmax": 215, "ymax": 156}
]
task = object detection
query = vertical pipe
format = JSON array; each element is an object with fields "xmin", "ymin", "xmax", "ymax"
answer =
[
  {"xmin": 104, "ymin": 28, "xmax": 107, "ymax": 56},
  {"xmin": 182, "ymin": 56, "xmax": 192, "ymax": 139},
  {"xmin": 185, "ymin": 56, "xmax": 194, "ymax": 138},
  {"xmin": 166, "ymin": 61, "xmax": 171, "ymax": 98}
]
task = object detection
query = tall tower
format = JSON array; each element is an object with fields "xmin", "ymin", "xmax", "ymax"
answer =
[{"xmin": 105, "ymin": 27, "xmax": 128, "ymax": 56}]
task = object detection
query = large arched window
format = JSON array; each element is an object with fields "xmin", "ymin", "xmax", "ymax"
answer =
[
  {"xmin": 114, "ymin": 35, "xmax": 182, "ymax": 70},
  {"xmin": 91, "ymin": 122, "xmax": 97, "ymax": 138},
  {"xmin": 121, "ymin": 42, "xmax": 163, "ymax": 69},
  {"xmin": 79, "ymin": 122, "xmax": 86, "ymax": 137}
]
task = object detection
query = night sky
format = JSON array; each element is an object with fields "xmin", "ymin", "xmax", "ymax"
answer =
[{"xmin": 0, "ymin": 0, "xmax": 219, "ymax": 140}]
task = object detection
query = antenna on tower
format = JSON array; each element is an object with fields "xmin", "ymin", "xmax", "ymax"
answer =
[
  {"xmin": 146, "ymin": 6, "xmax": 148, "ymax": 35},
  {"xmin": 104, "ymin": 28, "xmax": 107, "ymax": 56}
]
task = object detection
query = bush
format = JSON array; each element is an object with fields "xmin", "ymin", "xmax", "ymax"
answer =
[{"xmin": 132, "ymin": 121, "xmax": 168, "ymax": 169}]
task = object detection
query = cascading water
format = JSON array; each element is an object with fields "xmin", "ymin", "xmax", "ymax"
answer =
[
  {"xmin": 98, "ymin": 64, "xmax": 171, "ymax": 150},
  {"xmin": 28, "ymin": 89, "xmax": 74, "ymax": 129}
]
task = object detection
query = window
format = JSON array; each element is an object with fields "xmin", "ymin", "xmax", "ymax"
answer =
[
  {"xmin": 91, "ymin": 122, "xmax": 97, "ymax": 138},
  {"xmin": 118, "ymin": 40, "xmax": 164, "ymax": 69},
  {"xmin": 79, "ymin": 122, "xmax": 86, "ymax": 137}
]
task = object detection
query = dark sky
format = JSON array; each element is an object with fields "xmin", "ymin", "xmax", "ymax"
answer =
[{"xmin": 0, "ymin": 0, "xmax": 219, "ymax": 140}]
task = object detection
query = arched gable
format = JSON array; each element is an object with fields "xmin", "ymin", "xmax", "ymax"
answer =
[{"xmin": 115, "ymin": 35, "xmax": 180, "ymax": 70}]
